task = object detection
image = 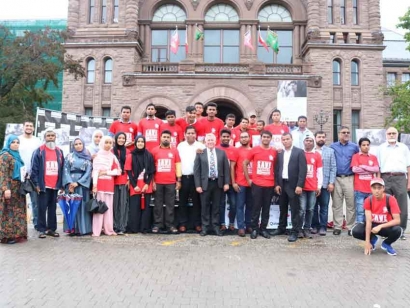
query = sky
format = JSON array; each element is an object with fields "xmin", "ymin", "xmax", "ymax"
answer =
[{"xmin": 0, "ymin": 0, "xmax": 409, "ymax": 34}]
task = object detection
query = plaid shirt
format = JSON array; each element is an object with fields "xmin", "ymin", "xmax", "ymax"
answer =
[{"xmin": 318, "ymin": 145, "xmax": 337, "ymax": 188}]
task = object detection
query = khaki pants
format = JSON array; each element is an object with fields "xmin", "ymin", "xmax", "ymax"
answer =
[{"xmin": 332, "ymin": 176, "xmax": 356, "ymax": 230}]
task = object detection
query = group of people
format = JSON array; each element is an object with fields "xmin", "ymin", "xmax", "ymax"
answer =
[{"xmin": 0, "ymin": 103, "xmax": 407, "ymax": 256}]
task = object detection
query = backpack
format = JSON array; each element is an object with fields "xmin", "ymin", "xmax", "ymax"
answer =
[{"xmin": 369, "ymin": 194, "xmax": 392, "ymax": 216}]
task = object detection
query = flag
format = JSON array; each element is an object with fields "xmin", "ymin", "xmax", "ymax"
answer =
[
  {"xmin": 266, "ymin": 30, "xmax": 279, "ymax": 53},
  {"xmin": 244, "ymin": 28, "xmax": 254, "ymax": 51},
  {"xmin": 195, "ymin": 25, "xmax": 203, "ymax": 41},
  {"xmin": 170, "ymin": 27, "xmax": 179, "ymax": 55},
  {"xmin": 185, "ymin": 27, "xmax": 188, "ymax": 54},
  {"xmin": 259, "ymin": 29, "xmax": 269, "ymax": 52}
]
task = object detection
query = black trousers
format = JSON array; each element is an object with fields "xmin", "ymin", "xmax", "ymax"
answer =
[
  {"xmin": 352, "ymin": 222, "xmax": 402, "ymax": 245},
  {"xmin": 250, "ymin": 184, "xmax": 274, "ymax": 231},
  {"xmin": 278, "ymin": 181, "xmax": 301, "ymax": 233},
  {"xmin": 127, "ymin": 194, "xmax": 152, "ymax": 233},
  {"xmin": 200, "ymin": 179, "xmax": 222, "ymax": 230},
  {"xmin": 177, "ymin": 175, "xmax": 201, "ymax": 229},
  {"xmin": 154, "ymin": 184, "xmax": 176, "ymax": 229},
  {"xmin": 37, "ymin": 188, "xmax": 58, "ymax": 233}
]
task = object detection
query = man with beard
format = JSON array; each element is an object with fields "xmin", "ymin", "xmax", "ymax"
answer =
[
  {"xmin": 108, "ymin": 105, "xmax": 139, "ymax": 150},
  {"xmin": 291, "ymin": 116, "xmax": 312, "ymax": 149},
  {"xmin": 176, "ymin": 106, "xmax": 205, "ymax": 141},
  {"xmin": 19, "ymin": 121, "xmax": 41, "ymax": 230},
  {"xmin": 198, "ymin": 103, "xmax": 224, "ymax": 144},
  {"xmin": 151, "ymin": 130, "xmax": 182, "ymax": 234},
  {"xmin": 160, "ymin": 110, "xmax": 183, "ymax": 148},
  {"xmin": 138, "ymin": 103, "xmax": 163, "ymax": 151},
  {"xmin": 231, "ymin": 131, "xmax": 253, "ymax": 236},
  {"xmin": 31, "ymin": 128, "xmax": 65, "ymax": 239}
]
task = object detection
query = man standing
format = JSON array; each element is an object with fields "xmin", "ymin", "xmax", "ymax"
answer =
[
  {"xmin": 19, "ymin": 121, "xmax": 41, "ymax": 230},
  {"xmin": 243, "ymin": 131, "xmax": 277, "ymax": 239},
  {"xmin": 291, "ymin": 116, "xmax": 312, "ymax": 148},
  {"xmin": 194, "ymin": 102, "xmax": 204, "ymax": 120},
  {"xmin": 177, "ymin": 126, "xmax": 205, "ymax": 233},
  {"xmin": 138, "ymin": 103, "xmax": 163, "ymax": 151},
  {"xmin": 151, "ymin": 131, "xmax": 182, "ymax": 234},
  {"xmin": 265, "ymin": 109, "xmax": 289, "ymax": 149},
  {"xmin": 198, "ymin": 103, "xmax": 224, "ymax": 143},
  {"xmin": 330, "ymin": 126, "xmax": 359, "ymax": 236},
  {"xmin": 224, "ymin": 114, "xmax": 237, "ymax": 146},
  {"xmin": 272, "ymin": 133, "xmax": 307, "ymax": 242},
  {"xmin": 31, "ymin": 128, "xmax": 64, "ymax": 239},
  {"xmin": 108, "ymin": 106, "xmax": 139, "ymax": 150},
  {"xmin": 194, "ymin": 133, "xmax": 230, "ymax": 236},
  {"xmin": 351, "ymin": 137, "xmax": 379, "ymax": 223},
  {"xmin": 248, "ymin": 114, "xmax": 257, "ymax": 130},
  {"xmin": 176, "ymin": 106, "xmax": 204, "ymax": 140},
  {"xmin": 231, "ymin": 131, "xmax": 253, "ymax": 237},
  {"xmin": 252, "ymin": 120, "xmax": 265, "ymax": 147},
  {"xmin": 377, "ymin": 127, "xmax": 410, "ymax": 240},
  {"xmin": 300, "ymin": 134, "xmax": 323, "ymax": 239},
  {"xmin": 160, "ymin": 110, "xmax": 183, "ymax": 148},
  {"xmin": 288, "ymin": 121, "xmax": 297, "ymax": 132},
  {"xmin": 311, "ymin": 131, "xmax": 336, "ymax": 236}
]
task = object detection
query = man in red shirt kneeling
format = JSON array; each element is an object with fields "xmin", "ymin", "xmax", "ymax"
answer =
[{"xmin": 352, "ymin": 178, "xmax": 402, "ymax": 256}]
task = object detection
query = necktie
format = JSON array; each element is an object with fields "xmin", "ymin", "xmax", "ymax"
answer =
[{"xmin": 210, "ymin": 150, "xmax": 216, "ymax": 179}]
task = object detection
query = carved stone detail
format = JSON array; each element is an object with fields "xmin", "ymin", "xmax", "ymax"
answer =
[
  {"xmin": 123, "ymin": 75, "xmax": 136, "ymax": 86},
  {"xmin": 333, "ymin": 88, "xmax": 342, "ymax": 101},
  {"xmin": 190, "ymin": 0, "xmax": 200, "ymax": 11},
  {"xmin": 352, "ymin": 88, "xmax": 361, "ymax": 104},
  {"xmin": 265, "ymin": 65, "xmax": 303, "ymax": 74},
  {"xmin": 244, "ymin": 0, "xmax": 254, "ymax": 10},
  {"xmin": 84, "ymin": 85, "xmax": 93, "ymax": 101},
  {"xmin": 126, "ymin": 28, "xmax": 139, "ymax": 40},
  {"xmin": 142, "ymin": 64, "xmax": 179, "ymax": 73},
  {"xmin": 102, "ymin": 85, "xmax": 111, "ymax": 101},
  {"xmin": 371, "ymin": 31, "xmax": 384, "ymax": 44},
  {"xmin": 306, "ymin": 28, "xmax": 320, "ymax": 41},
  {"xmin": 308, "ymin": 76, "xmax": 322, "ymax": 88},
  {"xmin": 196, "ymin": 64, "xmax": 249, "ymax": 74}
]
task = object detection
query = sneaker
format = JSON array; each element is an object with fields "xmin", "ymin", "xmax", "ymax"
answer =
[
  {"xmin": 400, "ymin": 235, "xmax": 406, "ymax": 240},
  {"xmin": 304, "ymin": 229, "xmax": 313, "ymax": 239},
  {"xmin": 333, "ymin": 229, "xmax": 341, "ymax": 235},
  {"xmin": 347, "ymin": 230, "xmax": 352, "ymax": 236},
  {"xmin": 381, "ymin": 241, "xmax": 397, "ymax": 256},
  {"xmin": 311, "ymin": 227, "xmax": 318, "ymax": 234},
  {"xmin": 319, "ymin": 227, "xmax": 327, "ymax": 236},
  {"xmin": 298, "ymin": 231, "xmax": 304, "ymax": 238},
  {"xmin": 370, "ymin": 236, "xmax": 378, "ymax": 251},
  {"xmin": 117, "ymin": 231, "xmax": 125, "ymax": 236}
]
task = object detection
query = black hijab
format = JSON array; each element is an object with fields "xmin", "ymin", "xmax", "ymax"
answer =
[
  {"xmin": 113, "ymin": 132, "xmax": 127, "ymax": 175},
  {"xmin": 130, "ymin": 136, "xmax": 154, "ymax": 185}
]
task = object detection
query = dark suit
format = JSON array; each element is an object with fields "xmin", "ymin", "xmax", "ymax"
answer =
[
  {"xmin": 194, "ymin": 148, "xmax": 230, "ymax": 231},
  {"xmin": 275, "ymin": 146, "xmax": 307, "ymax": 233}
]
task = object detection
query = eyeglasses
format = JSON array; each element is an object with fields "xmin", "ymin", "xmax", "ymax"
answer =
[
  {"xmin": 387, "ymin": 132, "xmax": 397, "ymax": 135},
  {"xmin": 340, "ymin": 131, "xmax": 350, "ymax": 135}
]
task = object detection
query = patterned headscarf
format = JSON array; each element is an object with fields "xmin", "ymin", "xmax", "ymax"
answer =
[{"xmin": 0, "ymin": 134, "xmax": 24, "ymax": 180}]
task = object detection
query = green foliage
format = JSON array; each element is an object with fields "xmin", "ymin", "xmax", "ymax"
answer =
[
  {"xmin": 385, "ymin": 82, "xmax": 410, "ymax": 133},
  {"xmin": 397, "ymin": 9, "xmax": 410, "ymax": 52}
]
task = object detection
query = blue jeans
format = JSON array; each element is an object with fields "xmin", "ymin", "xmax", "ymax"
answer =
[
  {"xmin": 312, "ymin": 188, "xmax": 330, "ymax": 229},
  {"xmin": 235, "ymin": 185, "xmax": 253, "ymax": 230},
  {"xmin": 354, "ymin": 191, "xmax": 371, "ymax": 223},
  {"xmin": 219, "ymin": 186, "xmax": 237, "ymax": 226},
  {"xmin": 29, "ymin": 191, "xmax": 39, "ymax": 228},
  {"xmin": 300, "ymin": 191, "xmax": 317, "ymax": 229}
]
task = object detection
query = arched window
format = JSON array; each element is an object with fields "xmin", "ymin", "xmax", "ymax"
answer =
[
  {"xmin": 152, "ymin": 4, "xmax": 186, "ymax": 22},
  {"xmin": 258, "ymin": 4, "xmax": 292, "ymax": 22},
  {"xmin": 333, "ymin": 59, "xmax": 341, "ymax": 86},
  {"xmin": 104, "ymin": 58, "xmax": 113, "ymax": 84},
  {"xmin": 86, "ymin": 58, "xmax": 95, "ymax": 84},
  {"xmin": 351, "ymin": 60, "xmax": 359, "ymax": 86},
  {"xmin": 205, "ymin": 4, "xmax": 239, "ymax": 22}
]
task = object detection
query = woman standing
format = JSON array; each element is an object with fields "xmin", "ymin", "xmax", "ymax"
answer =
[
  {"xmin": 63, "ymin": 138, "xmax": 92, "ymax": 235},
  {"xmin": 87, "ymin": 129, "xmax": 104, "ymax": 160},
  {"xmin": 112, "ymin": 132, "xmax": 129, "ymax": 235},
  {"xmin": 0, "ymin": 135, "xmax": 27, "ymax": 244},
  {"xmin": 126, "ymin": 136, "xmax": 155, "ymax": 234},
  {"xmin": 92, "ymin": 136, "xmax": 121, "ymax": 236}
]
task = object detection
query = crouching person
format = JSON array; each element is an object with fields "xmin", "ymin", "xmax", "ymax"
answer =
[{"xmin": 352, "ymin": 178, "xmax": 402, "ymax": 256}]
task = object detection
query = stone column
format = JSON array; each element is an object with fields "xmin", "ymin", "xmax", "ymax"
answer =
[
  {"xmin": 145, "ymin": 25, "xmax": 151, "ymax": 61},
  {"xmin": 368, "ymin": 0, "xmax": 381, "ymax": 32},
  {"xmin": 240, "ymin": 24, "xmax": 246, "ymax": 59},
  {"xmin": 293, "ymin": 26, "xmax": 300, "ymax": 59},
  {"xmin": 67, "ymin": 0, "xmax": 80, "ymax": 30},
  {"xmin": 307, "ymin": 0, "xmax": 320, "ymax": 30},
  {"xmin": 125, "ymin": 0, "xmax": 138, "ymax": 29}
]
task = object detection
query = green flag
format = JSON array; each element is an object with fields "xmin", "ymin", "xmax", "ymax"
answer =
[
  {"xmin": 195, "ymin": 26, "xmax": 203, "ymax": 41},
  {"xmin": 266, "ymin": 30, "xmax": 279, "ymax": 54}
]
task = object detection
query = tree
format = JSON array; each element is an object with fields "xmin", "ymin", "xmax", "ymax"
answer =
[{"xmin": 0, "ymin": 25, "xmax": 85, "ymax": 143}]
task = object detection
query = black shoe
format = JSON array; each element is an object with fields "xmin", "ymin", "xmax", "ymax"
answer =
[
  {"xmin": 298, "ymin": 231, "xmax": 305, "ymax": 238},
  {"xmin": 260, "ymin": 230, "xmax": 271, "ymax": 239},
  {"xmin": 270, "ymin": 229, "xmax": 286, "ymax": 236},
  {"xmin": 304, "ymin": 229, "xmax": 312, "ymax": 239},
  {"xmin": 288, "ymin": 233, "xmax": 297, "ymax": 242},
  {"xmin": 200, "ymin": 230, "xmax": 207, "ymax": 236},
  {"xmin": 333, "ymin": 229, "xmax": 341, "ymax": 235},
  {"xmin": 214, "ymin": 228, "xmax": 223, "ymax": 236},
  {"xmin": 347, "ymin": 230, "xmax": 352, "ymax": 236},
  {"xmin": 250, "ymin": 230, "xmax": 258, "ymax": 239}
]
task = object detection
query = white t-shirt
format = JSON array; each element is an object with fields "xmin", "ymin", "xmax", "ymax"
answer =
[{"xmin": 18, "ymin": 135, "xmax": 41, "ymax": 173}]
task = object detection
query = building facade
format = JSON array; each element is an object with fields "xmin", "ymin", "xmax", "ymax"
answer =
[{"xmin": 63, "ymin": 0, "xmax": 387, "ymax": 140}]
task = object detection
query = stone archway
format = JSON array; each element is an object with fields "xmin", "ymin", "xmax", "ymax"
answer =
[{"xmin": 133, "ymin": 95, "xmax": 182, "ymax": 121}]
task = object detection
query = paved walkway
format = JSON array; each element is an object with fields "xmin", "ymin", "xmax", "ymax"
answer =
[{"xmin": 0, "ymin": 226, "xmax": 409, "ymax": 308}]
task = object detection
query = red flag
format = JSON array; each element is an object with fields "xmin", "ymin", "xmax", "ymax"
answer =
[
  {"xmin": 185, "ymin": 27, "xmax": 188, "ymax": 54},
  {"xmin": 259, "ymin": 29, "xmax": 269, "ymax": 52},
  {"xmin": 244, "ymin": 28, "xmax": 254, "ymax": 51},
  {"xmin": 170, "ymin": 28, "xmax": 179, "ymax": 55}
]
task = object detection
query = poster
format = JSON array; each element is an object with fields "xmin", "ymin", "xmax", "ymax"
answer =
[
  {"xmin": 277, "ymin": 80, "xmax": 307, "ymax": 122},
  {"xmin": 3, "ymin": 123, "xmax": 24, "ymax": 146},
  {"xmin": 355, "ymin": 129, "xmax": 386, "ymax": 155},
  {"xmin": 400, "ymin": 134, "xmax": 410, "ymax": 150}
]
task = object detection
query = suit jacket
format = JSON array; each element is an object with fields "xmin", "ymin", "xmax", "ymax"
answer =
[
  {"xmin": 275, "ymin": 146, "xmax": 307, "ymax": 190},
  {"xmin": 194, "ymin": 148, "xmax": 230, "ymax": 191}
]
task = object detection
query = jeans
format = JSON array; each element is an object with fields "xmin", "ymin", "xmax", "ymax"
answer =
[
  {"xmin": 251, "ymin": 184, "xmax": 274, "ymax": 231},
  {"xmin": 312, "ymin": 188, "xmax": 330, "ymax": 229},
  {"xmin": 236, "ymin": 185, "xmax": 253, "ymax": 230},
  {"xmin": 153, "ymin": 183, "xmax": 176, "ymax": 229},
  {"xmin": 37, "ymin": 188, "xmax": 58, "ymax": 233},
  {"xmin": 352, "ymin": 222, "xmax": 402, "ymax": 245},
  {"xmin": 29, "ymin": 191, "xmax": 39, "ymax": 228},
  {"xmin": 354, "ymin": 191, "xmax": 371, "ymax": 223},
  {"xmin": 300, "ymin": 191, "xmax": 317, "ymax": 230},
  {"xmin": 219, "ymin": 185, "xmax": 237, "ymax": 226}
]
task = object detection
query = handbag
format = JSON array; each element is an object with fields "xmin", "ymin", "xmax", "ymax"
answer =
[
  {"xmin": 19, "ymin": 177, "xmax": 36, "ymax": 196},
  {"xmin": 86, "ymin": 193, "xmax": 108, "ymax": 214},
  {"xmin": 96, "ymin": 200, "xmax": 108, "ymax": 214}
]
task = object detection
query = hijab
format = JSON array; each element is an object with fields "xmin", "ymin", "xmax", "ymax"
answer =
[
  {"xmin": 72, "ymin": 137, "xmax": 91, "ymax": 161},
  {"xmin": 88, "ymin": 129, "xmax": 104, "ymax": 155},
  {"xmin": 113, "ymin": 132, "xmax": 126, "ymax": 175},
  {"xmin": 98, "ymin": 135, "xmax": 114, "ymax": 156},
  {"xmin": 131, "ymin": 136, "xmax": 154, "ymax": 180},
  {"xmin": 0, "ymin": 134, "xmax": 24, "ymax": 180}
]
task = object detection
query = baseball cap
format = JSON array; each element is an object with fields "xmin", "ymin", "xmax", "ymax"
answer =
[
  {"xmin": 370, "ymin": 178, "xmax": 385, "ymax": 187},
  {"xmin": 303, "ymin": 133, "xmax": 314, "ymax": 142},
  {"xmin": 250, "ymin": 114, "xmax": 257, "ymax": 118}
]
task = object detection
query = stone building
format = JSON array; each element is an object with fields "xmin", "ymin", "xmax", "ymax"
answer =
[{"xmin": 63, "ymin": 0, "xmax": 387, "ymax": 141}]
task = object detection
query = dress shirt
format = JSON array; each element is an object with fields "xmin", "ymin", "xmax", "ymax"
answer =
[
  {"xmin": 377, "ymin": 141, "xmax": 410, "ymax": 173},
  {"xmin": 207, "ymin": 147, "xmax": 218, "ymax": 178},
  {"xmin": 282, "ymin": 146, "xmax": 293, "ymax": 179},
  {"xmin": 291, "ymin": 128, "xmax": 312, "ymax": 148},
  {"xmin": 177, "ymin": 141, "xmax": 205, "ymax": 175},
  {"xmin": 330, "ymin": 141, "xmax": 359, "ymax": 176},
  {"xmin": 314, "ymin": 145, "xmax": 337, "ymax": 187}
]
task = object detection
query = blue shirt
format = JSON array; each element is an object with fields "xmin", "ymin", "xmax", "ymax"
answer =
[{"xmin": 330, "ymin": 141, "xmax": 359, "ymax": 176}]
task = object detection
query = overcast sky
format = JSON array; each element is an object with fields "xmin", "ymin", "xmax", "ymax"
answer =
[{"xmin": 0, "ymin": 0, "xmax": 409, "ymax": 34}]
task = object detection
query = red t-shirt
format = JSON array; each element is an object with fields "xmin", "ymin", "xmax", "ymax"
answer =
[
  {"xmin": 124, "ymin": 154, "xmax": 153, "ymax": 196},
  {"xmin": 351, "ymin": 153, "xmax": 379, "ymax": 193},
  {"xmin": 363, "ymin": 194, "xmax": 401, "ymax": 223},
  {"xmin": 113, "ymin": 148, "xmax": 130, "ymax": 185},
  {"xmin": 151, "ymin": 146, "xmax": 181, "ymax": 184},
  {"xmin": 109, "ymin": 121, "xmax": 139, "ymax": 150},
  {"xmin": 176, "ymin": 118, "xmax": 205, "ymax": 141},
  {"xmin": 248, "ymin": 146, "xmax": 277, "ymax": 187},
  {"xmin": 160, "ymin": 123, "xmax": 183, "ymax": 148},
  {"xmin": 216, "ymin": 145, "xmax": 237, "ymax": 162},
  {"xmin": 138, "ymin": 118, "xmax": 163, "ymax": 151},
  {"xmin": 231, "ymin": 146, "xmax": 252, "ymax": 187},
  {"xmin": 232, "ymin": 129, "xmax": 259, "ymax": 147},
  {"xmin": 44, "ymin": 148, "xmax": 58, "ymax": 189},
  {"xmin": 199, "ymin": 117, "xmax": 224, "ymax": 143},
  {"xmin": 96, "ymin": 159, "xmax": 119, "ymax": 193},
  {"xmin": 304, "ymin": 151, "xmax": 323, "ymax": 191},
  {"xmin": 265, "ymin": 123, "xmax": 289, "ymax": 135}
]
